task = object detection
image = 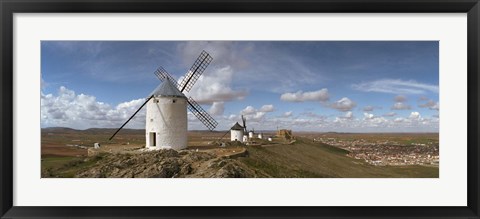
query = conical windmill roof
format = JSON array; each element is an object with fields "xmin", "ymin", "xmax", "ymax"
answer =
[
  {"xmin": 150, "ymin": 80, "xmax": 186, "ymax": 98},
  {"xmin": 231, "ymin": 122, "xmax": 244, "ymax": 131}
]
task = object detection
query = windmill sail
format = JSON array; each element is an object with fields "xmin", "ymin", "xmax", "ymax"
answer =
[
  {"xmin": 179, "ymin": 50, "xmax": 213, "ymax": 92},
  {"xmin": 242, "ymin": 115, "xmax": 247, "ymax": 133},
  {"xmin": 154, "ymin": 66, "xmax": 178, "ymax": 87},
  {"xmin": 187, "ymin": 97, "xmax": 218, "ymax": 131},
  {"xmin": 109, "ymin": 95, "xmax": 154, "ymax": 141},
  {"xmin": 151, "ymin": 51, "xmax": 218, "ymax": 132}
]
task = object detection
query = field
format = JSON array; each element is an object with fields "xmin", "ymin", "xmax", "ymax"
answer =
[
  {"xmin": 239, "ymin": 138, "xmax": 438, "ymax": 178},
  {"xmin": 41, "ymin": 128, "xmax": 439, "ymax": 178}
]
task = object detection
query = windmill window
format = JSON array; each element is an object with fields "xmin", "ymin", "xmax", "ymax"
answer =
[
  {"xmin": 172, "ymin": 99, "xmax": 176, "ymax": 103},
  {"xmin": 155, "ymin": 100, "xmax": 159, "ymax": 103}
]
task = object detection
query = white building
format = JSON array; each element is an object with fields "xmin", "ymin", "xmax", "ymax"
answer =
[
  {"xmin": 248, "ymin": 131, "xmax": 254, "ymax": 139},
  {"xmin": 146, "ymin": 80, "xmax": 187, "ymax": 150},
  {"xmin": 257, "ymin": 133, "xmax": 263, "ymax": 139},
  {"xmin": 230, "ymin": 122, "xmax": 244, "ymax": 142}
]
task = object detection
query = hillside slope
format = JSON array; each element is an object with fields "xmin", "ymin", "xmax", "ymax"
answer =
[{"xmin": 239, "ymin": 138, "xmax": 438, "ymax": 178}]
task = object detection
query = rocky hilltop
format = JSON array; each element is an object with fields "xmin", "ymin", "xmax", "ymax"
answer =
[{"xmin": 69, "ymin": 149, "xmax": 269, "ymax": 178}]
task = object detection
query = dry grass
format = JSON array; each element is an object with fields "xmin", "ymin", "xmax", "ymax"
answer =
[{"xmin": 239, "ymin": 138, "xmax": 438, "ymax": 178}]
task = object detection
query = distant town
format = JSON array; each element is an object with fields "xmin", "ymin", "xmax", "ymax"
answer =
[{"xmin": 311, "ymin": 134, "xmax": 439, "ymax": 166}]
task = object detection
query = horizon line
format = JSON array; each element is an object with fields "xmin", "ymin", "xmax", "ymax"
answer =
[{"xmin": 41, "ymin": 126, "xmax": 440, "ymax": 134}]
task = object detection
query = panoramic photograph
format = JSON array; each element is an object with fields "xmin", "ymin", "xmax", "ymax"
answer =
[{"xmin": 41, "ymin": 41, "xmax": 439, "ymax": 178}]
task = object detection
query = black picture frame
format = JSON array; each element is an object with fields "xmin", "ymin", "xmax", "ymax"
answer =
[{"xmin": 1, "ymin": 0, "xmax": 479, "ymax": 218}]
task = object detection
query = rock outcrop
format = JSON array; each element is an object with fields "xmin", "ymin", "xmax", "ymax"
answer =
[{"xmin": 74, "ymin": 149, "xmax": 268, "ymax": 178}]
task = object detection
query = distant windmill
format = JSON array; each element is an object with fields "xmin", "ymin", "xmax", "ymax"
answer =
[
  {"xmin": 220, "ymin": 115, "xmax": 247, "ymax": 143},
  {"xmin": 227, "ymin": 115, "xmax": 248, "ymax": 142},
  {"xmin": 229, "ymin": 122, "xmax": 244, "ymax": 142},
  {"xmin": 109, "ymin": 50, "xmax": 218, "ymax": 150}
]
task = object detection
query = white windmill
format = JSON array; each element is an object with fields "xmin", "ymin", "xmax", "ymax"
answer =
[
  {"xmin": 109, "ymin": 50, "xmax": 218, "ymax": 150},
  {"xmin": 229, "ymin": 115, "xmax": 247, "ymax": 142},
  {"xmin": 230, "ymin": 122, "xmax": 244, "ymax": 142}
]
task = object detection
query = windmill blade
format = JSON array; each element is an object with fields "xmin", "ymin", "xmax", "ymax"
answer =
[
  {"xmin": 242, "ymin": 115, "xmax": 247, "ymax": 133},
  {"xmin": 109, "ymin": 95, "xmax": 154, "ymax": 141},
  {"xmin": 220, "ymin": 128, "xmax": 231, "ymax": 140},
  {"xmin": 154, "ymin": 66, "xmax": 178, "ymax": 87},
  {"xmin": 187, "ymin": 97, "xmax": 218, "ymax": 131},
  {"xmin": 179, "ymin": 50, "xmax": 213, "ymax": 92}
]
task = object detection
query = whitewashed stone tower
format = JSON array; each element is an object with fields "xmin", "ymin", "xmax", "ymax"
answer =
[
  {"xmin": 145, "ymin": 80, "xmax": 187, "ymax": 150},
  {"xmin": 230, "ymin": 122, "xmax": 245, "ymax": 142}
]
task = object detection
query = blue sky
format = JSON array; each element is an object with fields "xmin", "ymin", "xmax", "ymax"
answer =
[{"xmin": 41, "ymin": 41, "xmax": 439, "ymax": 132}]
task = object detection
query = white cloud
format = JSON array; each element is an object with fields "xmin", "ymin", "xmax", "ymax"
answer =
[
  {"xmin": 391, "ymin": 95, "xmax": 412, "ymax": 110},
  {"xmin": 176, "ymin": 43, "xmax": 250, "ymax": 107},
  {"xmin": 187, "ymin": 111, "xmax": 198, "ymax": 122},
  {"xmin": 330, "ymin": 97, "xmax": 356, "ymax": 112},
  {"xmin": 176, "ymin": 42, "xmax": 253, "ymax": 104},
  {"xmin": 240, "ymin": 106, "xmax": 256, "ymax": 115},
  {"xmin": 41, "ymin": 86, "xmax": 146, "ymax": 129},
  {"xmin": 333, "ymin": 117, "xmax": 345, "ymax": 124},
  {"xmin": 394, "ymin": 118, "xmax": 405, "ymax": 123},
  {"xmin": 419, "ymin": 99, "xmax": 439, "ymax": 111},
  {"xmin": 409, "ymin": 111, "xmax": 421, "ymax": 120},
  {"xmin": 259, "ymin": 104, "xmax": 275, "ymax": 112},
  {"xmin": 237, "ymin": 105, "xmax": 276, "ymax": 123},
  {"xmin": 352, "ymin": 79, "xmax": 439, "ymax": 94},
  {"xmin": 390, "ymin": 112, "xmax": 427, "ymax": 126},
  {"xmin": 208, "ymin": 102, "xmax": 225, "ymax": 116},
  {"xmin": 344, "ymin": 111, "xmax": 354, "ymax": 119},
  {"xmin": 330, "ymin": 110, "xmax": 437, "ymax": 132},
  {"xmin": 363, "ymin": 113, "xmax": 375, "ymax": 119},
  {"xmin": 363, "ymin": 106, "xmax": 374, "ymax": 112},
  {"xmin": 391, "ymin": 102, "xmax": 412, "ymax": 110},
  {"xmin": 361, "ymin": 113, "xmax": 389, "ymax": 127},
  {"xmin": 280, "ymin": 89, "xmax": 329, "ymax": 102},
  {"xmin": 182, "ymin": 66, "xmax": 248, "ymax": 104},
  {"xmin": 366, "ymin": 117, "xmax": 388, "ymax": 126},
  {"xmin": 282, "ymin": 111, "xmax": 293, "ymax": 118},
  {"xmin": 389, "ymin": 112, "xmax": 437, "ymax": 130},
  {"xmin": 228, "ymin": 114, "xmax": 239, "ymax": 120},
  {"xmin": 333, "ymin": 111, "xmax": 353, "ymax": 124},
  {"xmin": 362, "ymin": 113, "xmax": 389, "ymax": 127},
  {"xmin": 234, "ymin": 111, "xmax": 268, "ymax": 124},
  {"xmin": 252, "ymin": 112, "xmax": 266, "ymax": 121}
]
